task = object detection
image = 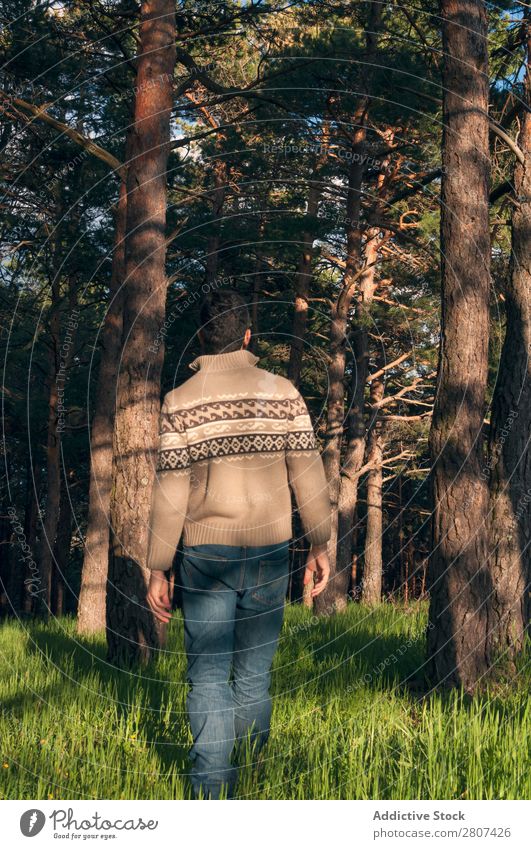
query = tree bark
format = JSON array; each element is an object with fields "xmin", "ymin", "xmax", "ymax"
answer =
[
  {"xmin": 315, "ymin": 0, "xmax": 383, "ymax": 615},
  {"xmin": 77, "ymin": 178, "xmax": 127, "ymax": 634},
  {"xmin": 336, "ymin": 230, "xmax": 380, "ymax": 590},
  {"xmin": 205, "ymin": 150, "xmax": 228, "ymax": 285},
  {"xmin": 0, "ymin": 511, "xmax": 12, "ymax": 616},
  {"xmin": 107, "ymin": 0, "xmax": 176, "ymax": 667},
  {"xmin": 486, "ymin": 14, "xmax": 531, "ymax": 661},
  {"xmin": 52, "ymin": 475, "xmax": 73, "ymax": 617},
  {"xmin": 37, "ymin": 279, "xmax": 62, "ymax": 614},
  {"xmin": 21, "ymin": 455, "xmax": 41, "ymax": 614},
  {"xmin": 249, "ymin": 213, "xmax": 266, "ymax": 352},
  {"xmin": 287, "ymin": 136, "xmax": 329, "ymax": 387},
  {"xmin": 361, "ymin": 376, "xmax": 385, "ymax": 605},
  {"xmin": 427, "ymin": 0, "xmax": 492, "ymax": 691},
  {"xmin": 37, "ymin": 272, "xmax": 78, "ymax": 614},
  {"xmin": 314, "ymin": 133, "xmax": 365, "ymax": 615}
]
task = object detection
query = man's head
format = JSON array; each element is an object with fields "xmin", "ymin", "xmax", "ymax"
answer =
[{"xmin": 198, "ymin": 289, "xmax": 251, "ymax": 354}]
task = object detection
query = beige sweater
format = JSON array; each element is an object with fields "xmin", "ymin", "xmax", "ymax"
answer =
[{"xmin": 146, "ymin": 349, "xmax": 331, "ymax": 571}]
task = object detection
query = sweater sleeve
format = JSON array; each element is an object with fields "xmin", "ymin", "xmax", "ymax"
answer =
[
  {"xmin": 146, "ymin": 396, "xmax": 191, "ymax": 572},
  {"xmin": 286, "ymin": 390, "xmax": 331, "ymax": 546}
]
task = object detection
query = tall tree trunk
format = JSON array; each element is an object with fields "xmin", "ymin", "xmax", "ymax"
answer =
[
  {"xmin": 336, "ymin": 230, "xmax": 380, "ymax": 590},
  {"xmin": 77, "ymin": 179, "xmax": 127, "ymax": 634},
  {"xmin": 205, "ymin": 138, "xmax": 228, "ymax": 285},
  {"xmin": 21, "ymin": 455, "xmax": 41, "ymax": 614},
  {"xmin": 37, "ymin": 280, "xmax": 62, "ymax": 614},
  {"xmin": 249, "ymin": 213, "xmax": 266, "ymax": 352},
  {"xmin": 0, "ymin": 511, "xmax": 12, "ymax": 616},
  {"xmin": 486, "ymin": 14, "xmax": 531, "ymax": 660},
  {"xmin": 350, "ymin": 503, "xmax": 360, "ymax": 599},
  {"xmin": 37, "ymin": 273, "xmax": 78, "ymax": 613},
  {"xmin": 52, "ymin": 475, "xmax": 73, "ymax": 617},
  {"xmin": 427, "ymin": 0, "xmax": 492, "ymax": 691},
  {"xmin": 107, "ymin": 0, "xmax": 176, "ymax": 667},
  {"xmin": 361, "ymin": 376, "xmax": 385, "ymax": 605},
  {"xmin": 315, "ymin": 135, "xmax": 365, "ymax": 615},
  {"xmin": 315, "ymin": 0, "xmax": 382, "ymax": 615},
  {"xmin": 288, "ymin": 136, "xmax": 328, "ymax": 386}
]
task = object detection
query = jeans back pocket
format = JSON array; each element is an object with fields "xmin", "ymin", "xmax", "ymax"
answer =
[
  {"xmin": 181, "ymin": 546, "xmax": 230, "ymax": 592},
  {"xmin": 251, "ymin": 557, "xmax": 289, "ymax": 607}
]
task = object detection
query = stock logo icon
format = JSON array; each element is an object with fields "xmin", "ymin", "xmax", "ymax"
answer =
[{"xmin": 20, "ymin": 809, "xmax": 46, "ymax": 837}]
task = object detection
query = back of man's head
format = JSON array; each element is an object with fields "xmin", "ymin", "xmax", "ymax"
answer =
[{"xmin": 198, "ymin": 289, "xmax": 251, "ymax": 354}]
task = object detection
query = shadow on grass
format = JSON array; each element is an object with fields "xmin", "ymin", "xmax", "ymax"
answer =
[
  {"xmin": 287, "ymin": 614, "xmax": 430, "ymax": 696},
  {"xmin": 13, "ymin": 618, "xmax": 192, "ymax": 789},
  {"xmin": 292, "ymin": 610, "xmax": 530, "ymax": 716}
]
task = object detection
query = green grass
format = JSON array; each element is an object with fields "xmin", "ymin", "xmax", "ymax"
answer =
[{"xmin": 0, "ymin": 602, "xmax": 529, "ymax": 800}]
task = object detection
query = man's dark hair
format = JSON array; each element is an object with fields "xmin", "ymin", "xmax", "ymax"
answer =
[{"xmin": 198, "ymin": 289, "xmax": 251, "ymax": 354}]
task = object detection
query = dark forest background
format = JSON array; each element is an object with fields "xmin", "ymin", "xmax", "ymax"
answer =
[{"xmin": 0, "ymin": 0, "xmax": 529, "ymax": 693}]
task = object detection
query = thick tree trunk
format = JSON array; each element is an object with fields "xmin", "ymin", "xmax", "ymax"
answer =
[
  {"xmin": 361, "ymin": 377, "xmax": 385, "ymax": 605},
  {"xmin": 77, "ymin": 179, "xmax": 127, "ymax": 634},
  {"xmin": 107, "ymin": 0, "xmax": 176, "ymax": 667},
  {"xmin": 486, "ymin": 15, "xmax": 531, "ymax": 660},
  {"xmin": 427, "ymin": 0, "xmax": 492, "ymax": 691}
]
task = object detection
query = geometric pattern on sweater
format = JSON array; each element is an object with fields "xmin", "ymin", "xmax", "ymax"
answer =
[
  {"xmin": 161, "ymin": 396, "xmax": 308, "ymax": 431},
  {"xmin": 158, "ymin": 446, "xmax": 190, "ymax": 471},
  {"xmin": 158, "ymin": 429, "xmax": 317, "ymax": 471},
  {"xmin": 181, "ymin": 398, "xmax": 290, "ymax": 427}
]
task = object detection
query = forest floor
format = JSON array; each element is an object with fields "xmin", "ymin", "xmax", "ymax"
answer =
[{"xmin": 0, "ymin": 602, "xmax": 529, "ymax": 800}]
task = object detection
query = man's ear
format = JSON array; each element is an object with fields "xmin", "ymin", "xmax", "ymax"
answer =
[{"xmin": 242, "ymin": 327, "xmax": 252, "ymax": 349}]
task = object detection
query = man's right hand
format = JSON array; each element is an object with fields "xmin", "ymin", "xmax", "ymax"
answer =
[
  {"xmin": 147, "ymin": 570, "xmax": 172, "ymax": 623},
  {"xmin": 303, "ymin": 543, "xmax": 330, "ymax": 597}
]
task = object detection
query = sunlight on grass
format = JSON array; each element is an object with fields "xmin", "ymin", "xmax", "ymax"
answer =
[{"xmin": 0, "ymin": 603, "xmax": 529, "ymax": 800}]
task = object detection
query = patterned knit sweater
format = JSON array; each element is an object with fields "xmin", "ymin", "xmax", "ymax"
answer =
[{"xmin": 146, "ymin": 349, "xmax": 332, "ymax": 571}]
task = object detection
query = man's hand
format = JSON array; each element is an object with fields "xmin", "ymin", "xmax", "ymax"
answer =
[
  {"xmin": 303, "ymin": 543, "xmax": 330, "ymax": 598},
  {"xmin": 147, "ymin": 570, "xmax": 172, "ymax": 623}
]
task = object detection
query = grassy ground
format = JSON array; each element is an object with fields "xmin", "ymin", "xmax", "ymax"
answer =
[{"xmin": 0, "ymin": 602, "xmax": 529, "ymax": 800}]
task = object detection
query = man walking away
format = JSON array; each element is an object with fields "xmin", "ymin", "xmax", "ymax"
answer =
[{"xmin": 146, "ymin": 289, "xmax": 331, "ymax": 799}]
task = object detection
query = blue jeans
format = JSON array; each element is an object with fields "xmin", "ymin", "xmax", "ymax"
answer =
[{"xmin": 180, "ymin": 540, "xmax": 290, "ymax": 799}]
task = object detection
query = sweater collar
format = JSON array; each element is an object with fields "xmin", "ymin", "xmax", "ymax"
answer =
[{"xmin": 189, "ymin": 349, "xmax": 259, "ymax": 372}]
